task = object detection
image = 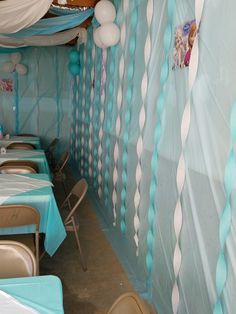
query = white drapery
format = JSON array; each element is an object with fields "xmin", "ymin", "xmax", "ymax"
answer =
[{"xmin": 0, "ymin": 0, "xmax": 53, "ymax": 34}]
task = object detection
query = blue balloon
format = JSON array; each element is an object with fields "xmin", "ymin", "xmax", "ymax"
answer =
[
  {"xmin": 69, "ymin": 50, "xmax": 80, "ymax": 63},
  {"xmin": 68, "ymin": 62, "xmax": 80, "ymax": 76}
]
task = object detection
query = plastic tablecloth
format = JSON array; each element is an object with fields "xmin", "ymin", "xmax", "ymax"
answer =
[
  {"xmin": 0, "ymin": 174, "xmax": 66, "ymax": 256},
  {"xmin": 0, "ymin": 275, "xmax": 64, "ymax": 314}
]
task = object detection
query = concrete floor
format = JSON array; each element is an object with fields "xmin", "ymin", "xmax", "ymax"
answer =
[{"xmin": 41, "ymin": 178, "xmax": 134, "ymax": 314}]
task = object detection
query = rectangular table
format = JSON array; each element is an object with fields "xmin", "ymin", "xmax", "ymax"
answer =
[
  {"xmin": 0, "ymin": 275, "xmax": 64, "ymax": 314},
  {"xmin": 0, "ymin": 136, "xmax": 41, "ymax": 149},
  {"xmin": 0, "ymin": 149, "xmax": 50, "ymax": 175},
  {"xmin": 0, "ymin": 174, "xmax": 66, "ymax": 256}
]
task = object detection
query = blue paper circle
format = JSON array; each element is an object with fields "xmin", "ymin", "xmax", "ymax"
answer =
[
  {"xmin": 68, "ymin": 62, "xmax": 80, "ymax": 76},
  {"xmin": 69, "ymin": 50, "xmax": 80, "ymax": 63}
]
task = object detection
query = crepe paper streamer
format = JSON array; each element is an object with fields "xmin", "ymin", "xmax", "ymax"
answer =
[
  {"xmin": 98, "ymin": 49, "xmax": 107, "ymax": 198},
  {"xmin": 84, "ymin": 35, "xmax": 93, "ymax": 179},
  {"xmin": 104, "ymin": 45, "xmax": 117, "ymax": 207},
  {"xmin": 213, "ymin": 101, "xmax": 236, "ymax": 314},
  {"xmin": 93, "ymin": 48, "xmax": 102, "ymax": 191},
  {"xmin": 171, "ymin": 1, "xmax": 204, "ymax": 313},
  {"xmin": 55, "ymin": 48, "xmax": 60, "ymax": 138},
  {"xmin": 146, "ymin": 0, "xmax": 175, "ymax": 295},
  {"xmin": 120, "ymin": 0, "xmax": 138, "ymax": 234},
  {"xmin": 80, "ymin": 44, "xmax": 87, "ymax": 176},
  {"xmin": 0, "ymin": 0, "xmax": 52, "ymax": 34},
  {"xmin": 112, "ymin": 0, "xmax": 129, "ymax": 226},
  {"xmin": 70, "ymin": 78, "xmax": 76, "ymax": 158},
  {"xmin": 74, "ymin": 75, "xmax": 80, "ymax": 162},
  {"xmin": 14, "ymin": 72, "xmax": 19, "ymax": 135},
  {"xmin": 2, "ymin": 10, "xmax": 94, "ymax": 38},
  {"xmin": 134, "ymin": 0, "xmax": 153, "ymax": 256},
  {"xmin": 88, "ymin": 41, "xmax": 96, "ymax": 179}
]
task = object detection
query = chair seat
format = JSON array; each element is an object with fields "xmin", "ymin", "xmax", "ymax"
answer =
[{"xmin": 0, "ymin": 234, "xmax": 35, "ymax": 255}]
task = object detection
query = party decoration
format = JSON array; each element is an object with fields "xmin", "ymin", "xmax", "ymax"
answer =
[
  {"xmin": 93, "ymin": 0, "xmax": 120, "ymax": 48},
  {"xmin": 0, "ymin": 78, "xmax": 13, "ymax": 92},
  {"xmin": 69, "ymin": 50, "xmax": 80, "ymax": 63},
  {"xmin": 95, "ymin": 0, "xmax": 116, "ymax": 24},
  {"xmin": 1, "ymin": 52, "xmax": 27, "ymax": 75},
  {"xmin": 68, "ymin": 62, "xmax": 80, "ymax": 76},
  {"xmin": 68, "ymin": 49, "xmax": 80, "ymax": 76},
  {"xmin": 98, "ymin": 23, "xmax": 120, "ymax": 47}
]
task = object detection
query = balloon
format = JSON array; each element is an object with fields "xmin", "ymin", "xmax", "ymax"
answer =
[
  {"xmin": 68, "ymin": 62, "xmax": 80, "ymax": 76},
  {"xmin": 95, "ymin": 0, "xmax": 116, "ymax": 24},
  {"xmin": 2, "ymin": 62, "xmax": 15, "ymax": 73},
  {"xmin": 99, "ymin": 23, "xmax": 120, "ymax": 47},
  {"xmin": 10, "ymin": 52, "xmax": 22, "ymax": 64},
  {"xmin": 69, "ymin": 50, "xmax": 80, "ymax": 63},
  {"xmin": 93, "ymin": 28, "xmax": 107, "ymax": 49},
  {"xmin": 15, "ymin": 63, "xmax": 27, "ymax": 75}
]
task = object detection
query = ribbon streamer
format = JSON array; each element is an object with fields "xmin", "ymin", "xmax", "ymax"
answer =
[
  {"xmin": 120, "ymin": 0, "xmax": 139, "ymax": 234},
  {"xmin": 213, "ymin": 102, "xmax": 236, "ymax": 314},
  {"xmin": 171, "ymin": 1, "xmax": 204, "ymax": 313},
  {"xmin": 133, "ymin": 0, "xmax": 153, "ymax": 255},
  {"xmin": 146, "ymin": 0, "xmax": 175, "ymax": 295},
  {"xmin": 112, "ymin": 0, "xmax": 129, "ymax": 226}
]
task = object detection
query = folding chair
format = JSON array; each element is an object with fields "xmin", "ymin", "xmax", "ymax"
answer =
[
  {"xmin": 0, "ymin": 164, "xmax": 36, "ymax": 174},
  {"xmin": 45, "ymin": 138, "xmax": 59, "ymax": 170},
  {"xmin": 0, "ymin": 204, "xmax": 40, "ymax": 275},
  {"xmin": 7, "ymin": 142, "xmax": 36, "ymax": 150},
  {"xmin": 1, "ymin": 160, "xmax": 39, "ymax": 173},
  {"xmin": 53, "ymin": 151, "xmax": 70, "ymax": 196},
  {"xmin": 0, "ymin": 240, "xmax": 37, "ymax": 278}
]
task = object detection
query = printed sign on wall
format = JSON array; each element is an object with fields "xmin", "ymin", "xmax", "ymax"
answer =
[{"xmin": 173, "ymin": 20, "xmax": 197, "ymax": 69}]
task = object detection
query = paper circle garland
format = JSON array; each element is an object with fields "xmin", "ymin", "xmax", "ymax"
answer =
[
  {"xmin": 93, "ymin": 28, "xmax": 108, "ymax": 49},
  {"xmin": 2, "ymin": 53, "xmax": 28, "ymax": 75},
  {"xmin": 69, "ymin": 50, "xmax": 80, "ymax": 63},
  {"xmin": 2, "ymin": 62, "xmax": 15, "ymax": 73},
  {"xmin": 99, "ymin": 23, "xmax": 120, "ymax": 47},
  {"xmin": 10, "ymin": 52, "xmax": 22, "ymax": 64},
  {"xmin": 68, "ymin": 62, "xmax": 80, "ymax": 76},
  {"xmin": 15, "ymin": 63, "xmax": 27, "ymax": 75},
  {"xmin": 95, "ymin": 0, "xmax": 116, "ymax": 24}
]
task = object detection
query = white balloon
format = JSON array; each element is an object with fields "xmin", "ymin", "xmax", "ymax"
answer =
[
  {"xmin": 95, "ymin": 0, "xmax": 116, "ymax": 24},
  {"xmin": 15, "ymin": 63, "xmax": 27, "ymax": 75},
  {"xmin": 10, "ymin": 52, "xmax": 22, "ymax": 64},
  {"xmin": 93, "ymin": 28, "xmax": 107, "ymax": 49},
  {"xmin": 99, "ymin": 23, "xmax": 120, "ymax": 47},
  {"xmin": 2, "ymin": 62, "xmax": 15, "ymax": 73}
]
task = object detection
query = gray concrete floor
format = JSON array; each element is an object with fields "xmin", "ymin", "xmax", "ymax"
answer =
[{"xmin": 40, "ymin": 177, "xmax": 134, "ymax": 314}]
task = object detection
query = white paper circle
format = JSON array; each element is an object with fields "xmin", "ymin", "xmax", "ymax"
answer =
[
  {"xmin": 99, "ymin": 23, "xmax": 120, "ymax": 47},
  {"xmin": 15, "ymin": 63, "xmax": 27, "ymax": 75},
  {"xmin": 93, "ymin": 28, "xmax": 107, "ymax": 49},
  {"xmin": 10, "ymin": 52, "xmax": 22, "ymax": 64},
  {"xmin": 95, "ymin": 0, "xmax": 116, "ymax": 24},
  {"xmin": 2, "ymin": 62, "xmax": 15, "ymax": 73}
]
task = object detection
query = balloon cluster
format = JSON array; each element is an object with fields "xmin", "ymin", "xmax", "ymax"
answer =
[
  {"xmin": 93, "ymin": 0, "xmax": 120, "ymax": 49},
  {"xmin": 68, "ymin": 49, "xmax": 80, "ymax": 76},
  {"xmin": 2, "ymin": 53, "xmax": 27, "ymax": 75}
]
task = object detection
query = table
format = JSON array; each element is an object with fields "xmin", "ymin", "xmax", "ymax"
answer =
[
  {"xmin": 0, "ymin": 275, "xmax": 64, "ymax": 314},
  {"xmin": 0, "ymin": 150, "xmax": 50, "ymax": 175},
  {"xmin": 0, "ymin": 174, "xmax": 66, "ymax": 256},
  {"xmin": 0, "ymin": 136, "xmax": 41, "ymax": 149}
]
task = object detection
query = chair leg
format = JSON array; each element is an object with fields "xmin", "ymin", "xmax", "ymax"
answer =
[
  {"xmin": 62, "ymin": 180, "xmax": 67, "ymax": 198},
  {"xmin": 71, "ymin": 217, "xmax": 87, "ymax": 271}
]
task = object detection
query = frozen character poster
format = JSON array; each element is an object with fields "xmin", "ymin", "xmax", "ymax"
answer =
[{"xmin": 173, "ymin": 20, "xmax": 197, "ymax": 69}]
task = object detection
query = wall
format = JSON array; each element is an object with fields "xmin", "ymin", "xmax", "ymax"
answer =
[
  {"xmin": 71, "ymin": 1, "xmax": 236, "ymax": 313},
  {"xmin": 0, "ymin": 46, "xmax": 72, "ymax": 152}
]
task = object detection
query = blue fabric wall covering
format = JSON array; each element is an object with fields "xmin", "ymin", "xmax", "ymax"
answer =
[{"xmin": 70, "ymin": 1, "xmax": 236, "ymax": 314}]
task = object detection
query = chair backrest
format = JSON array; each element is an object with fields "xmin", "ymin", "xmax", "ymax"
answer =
[
  {"xmin": 107, "ymin": 292, "xmax": 156, "ymax": 314},
  {"xmin": 63, "ymin": 178, "xmax": 88, "ymax": 224},
  {"xmin": 54, "ymin": 151, "xmax": 70, "ymax": 174},
  {"xmin": 1, "ymin": 160, "xmax": 39, "ymax": 173},
  {"xmin": 7, "ymin": 142, "xmax": 36, "ymax": 150},
  {"xmin": 0, "ymin": 164, "xmax": 36, "ymax": 174},
  {"xmin": 0, "ymin": 240, "xmax": 36, "ymax": 278},
  {"xmin": 46, "ymin": 138, "xmax": 59, "ymax": 153},
  {"xmin": 0, "ymin": 204, "xmax": 40, "ymax": 229}
]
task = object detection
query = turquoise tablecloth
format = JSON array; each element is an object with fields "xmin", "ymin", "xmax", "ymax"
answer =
[
  {"xmin": 0, "ymin": 149, "xmax": 50, "ymax": 175},
  {"xmin": 0, "ymin": 136, "xmax": 41, "ymax": 149},
  {"xmin": 0, "ymin": 174, "xmax": 66, "ymax": 256},
  {"xmin": 0, "ymin": 275, "xmax": 64, "ymax": 314}
]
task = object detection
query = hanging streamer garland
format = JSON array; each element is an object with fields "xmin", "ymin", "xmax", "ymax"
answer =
[
  {"xmin": 104, "ymin": 45, "xmax": 117, "ymax": 207},
  {"xmin": 133, "ymin": 0, "xmax": 153, "ymax": 255},
  {"xmin": 93, "ymin": 48, "xmax": 102, "ymax": 191},
  {"xmin": 97, "ymin": 49, "xmax": 107, "ymax": 198},
  {"xmin": 112, "ymin": 0, "xmax": 129, "ymax": 226},
  {"xmin": 88, "ymin": 42, "xmax": 96, "ymax": 179},
  {"xmin": 74, "ymin": 75, "xmax": 80, "ymax": 161},
  {"xmin": 171, "ymin": 1, "xmax": 203, "ymax": 313},
  {"xmin": 70, "ymin": 77, "xmax": 76, "ymax": 158},
  {"xmin": 80, "ymin": 45, "xmax": 87, "ymax": 176},
  {"xmin": 120, "ymin": 0, "xmax": 138, "ymax": 234},
  {"xmin": 145, "ymin": 0, "xmax": 175, "ymax": 294},
  {"xmin": 84, "ymin": 36, "xmax": 93, "ymax": 179},
  {"xmin": 213, "ymin": 101, "xmax": 236, "ymax": 314},
  {"xmin": 55, "ymin": 48, "xmax": 60, "ymax": 137}
]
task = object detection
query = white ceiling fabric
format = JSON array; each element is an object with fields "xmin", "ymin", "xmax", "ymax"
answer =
[{"xmin": 0, "ymin": 0, "xmax": 53, "ymax": 34}]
